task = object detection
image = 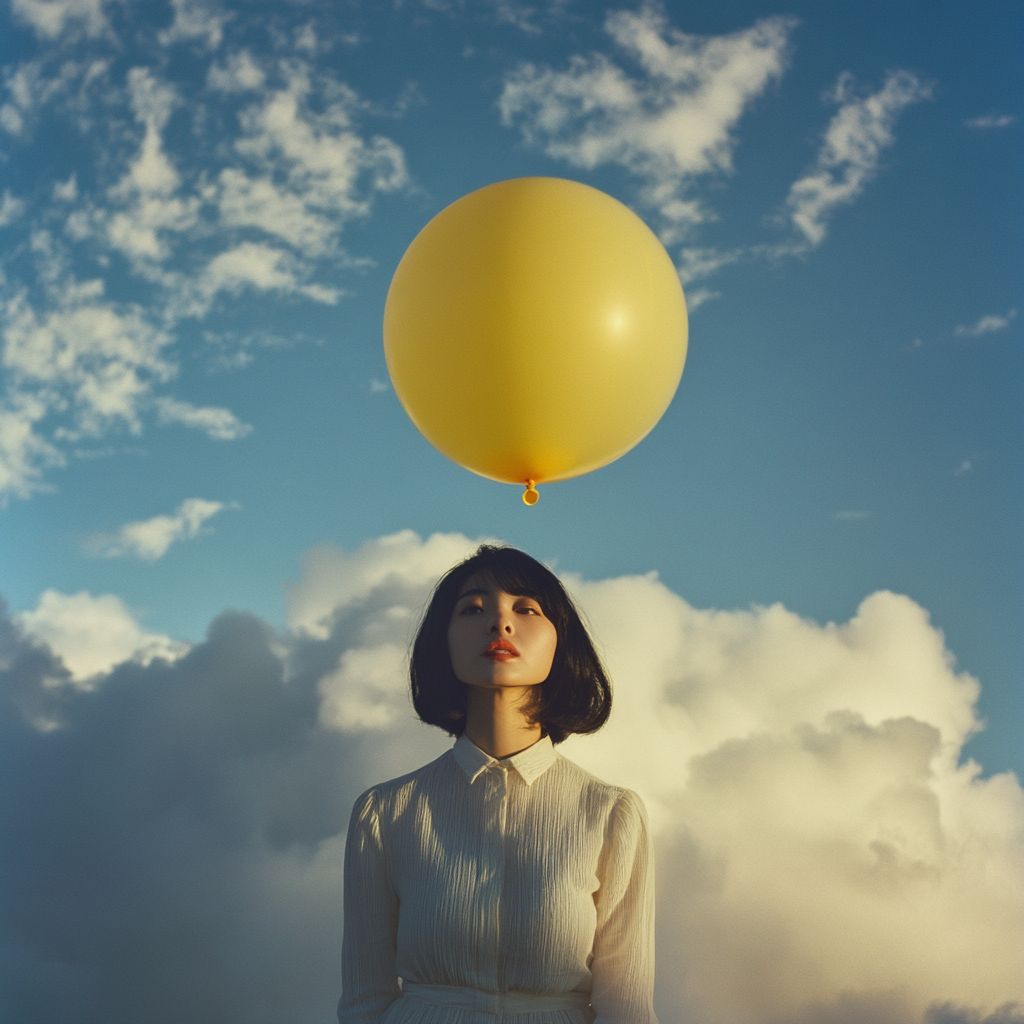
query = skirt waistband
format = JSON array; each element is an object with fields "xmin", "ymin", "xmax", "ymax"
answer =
[{"xmin": 401, "ymin": 983, "xmax": 591, "ymax": 1014}]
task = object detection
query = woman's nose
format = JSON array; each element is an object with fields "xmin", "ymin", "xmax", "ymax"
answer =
[{"xmin": 488, "ymin": 611, "xmax": 513, "ymax": 633}]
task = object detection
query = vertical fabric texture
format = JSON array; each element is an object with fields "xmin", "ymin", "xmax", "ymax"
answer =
[{"xmin": 339, "ymin": 735, "xmax": 658, "ymax": 1024}]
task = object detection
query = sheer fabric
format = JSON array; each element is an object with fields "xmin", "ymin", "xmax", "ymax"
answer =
[{"xmin": 339, "ymin": 734, "xmax": 657, "ymax": 1024}]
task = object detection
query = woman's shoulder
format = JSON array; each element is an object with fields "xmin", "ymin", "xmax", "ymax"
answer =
[
  {"xmin": 550, "ymin": 751, "xmax": 647, "ymax": 814},
  {"xmin": 352, "ymin": 749, "xmax": 455, "ymax": 814}
]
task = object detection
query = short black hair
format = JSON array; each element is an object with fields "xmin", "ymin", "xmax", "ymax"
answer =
[{"xmin": 410, "ymin": 545, "xmax": 612, "ymax": 744}]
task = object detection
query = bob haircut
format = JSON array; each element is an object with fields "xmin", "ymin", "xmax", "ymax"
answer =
[{"xmin": 410, "ymin": 545, "xmax": 612, "ymax": 744}]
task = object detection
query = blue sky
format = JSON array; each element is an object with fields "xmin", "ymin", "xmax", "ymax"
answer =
[{"xmin": 0, "ymin": 2, "xmax": 1021, "ymax": 1022}]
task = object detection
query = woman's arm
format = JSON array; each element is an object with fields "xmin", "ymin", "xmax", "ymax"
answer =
[
  {"xmin": 337, "ymin": 787, "xmax": 402, "ymax": 1024},
  {"xmin": 590, "ymin": 789, "xmax": 659, "ymax": 1024}
]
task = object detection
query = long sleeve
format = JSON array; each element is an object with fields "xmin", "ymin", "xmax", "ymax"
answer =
[
  {"xmin": 590, "ymin": 789, "xmax": 659, "ymax": 1024},
  {"xmin": 338, "ymin": 787, "xmax": 401, "ymax": 1024}
]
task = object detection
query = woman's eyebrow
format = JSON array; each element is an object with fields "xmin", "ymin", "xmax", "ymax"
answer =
[{"xmin": 455, "ymin": 587, "xmax": 489, "ymax": 600}]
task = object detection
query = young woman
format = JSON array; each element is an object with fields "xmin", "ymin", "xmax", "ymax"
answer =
[{"xmin": 338, "ymin": 545, "xmax": 658, "ymax": 1024}]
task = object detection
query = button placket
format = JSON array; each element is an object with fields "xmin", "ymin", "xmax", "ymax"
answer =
[{"xmin": 487, "ymin": 764, "xmax": 509, "ymax": 996}]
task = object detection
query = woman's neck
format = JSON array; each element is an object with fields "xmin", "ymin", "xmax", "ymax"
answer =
[{"xmin": 463, "ymin": 685, "xmax": 542, "ymax": 759}]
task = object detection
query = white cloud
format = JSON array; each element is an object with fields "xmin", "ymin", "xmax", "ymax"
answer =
[
  {"xmin": 285, "ymin": 529, "xmax": 489, "ymax": 638},
  {"xmin": 964, "ymin": 114, "xmax": 1015, "ymax": 130},
  {"xmin": 677, "ymin": 245, "xmax": 741, "ymax": 285},
  {"xmin": 207, "ymin": 50, "xmax": 266, "ymax": 93},
  {"xmin": 500, "ymin": 6, "xmax": 795, "ymax": 234},
  {"xmin": 221, "ymin": 64, "xmax": 409, "ymax": 255},
  {"xmin": 16, "ymin": 589, "xmax": 187, "ymax": 683},
  {"xmin": 158, "ymin": 0, "xmax": 230, "ymax": 49},
  {"xmin": 785, "ymin": 71, "xmax": 932, "ymax": 247},
  {"xmin": 104, "ymin": 68, "xmax": 199, "ymax": 267},
  {"xmin": 89, "ymin": 497, "xmax": 231, "ymax": 560},
  {"xmin": 955, "ymin": 310, "xmax": 1017, "ymax": 338},
  {"xmin": 318, "ymin": 643, "xmax": 410, "ymax": 732},
  {"xmin": 558, "ymin": 574, "xmax": 1022, "ymax": 1024},
  {"xmin": 1, "ymin": 285, "xmax": 175, "ymax": 438},
  {"xmin": 10, "ymin": 0, "xmax": 110, "ymax": 39},
  {"xmin": 0, "ymin": 393, "xmax": 63, "ymax": 500},
  {"xmin": 154, "ymin": 396, "xmax": 252, "ymax": 439}
]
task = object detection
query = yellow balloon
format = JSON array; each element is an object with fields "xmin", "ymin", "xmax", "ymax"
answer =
[{"xmin": 384, "ymin": 177, "xmax": 687, "ymax": 494}]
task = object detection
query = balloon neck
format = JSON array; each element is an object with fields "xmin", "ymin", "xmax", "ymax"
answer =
[{"xmin": 522, "ymin": 480, "xmax": 539, "ymax": 506}]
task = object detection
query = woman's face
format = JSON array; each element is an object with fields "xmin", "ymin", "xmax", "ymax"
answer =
[{"xmin": 447, "ymin": 574, "xmax": 558, "ymax": 690}]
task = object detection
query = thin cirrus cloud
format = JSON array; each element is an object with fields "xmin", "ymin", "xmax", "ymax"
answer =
[
  {"xmin": 0, "ymin": 21, "xmax": 410, "ymax": 501},
  {"xmin": 1, "ymin": 530, "xmax": 1021, "ymax": 1023},
  {"xmin": 87, "ymin": 497, "xmax": 234, "ymax": 561},
  {"xmin": 954, "ymin": 310, "xmax": 1017, "ymax": 338}
]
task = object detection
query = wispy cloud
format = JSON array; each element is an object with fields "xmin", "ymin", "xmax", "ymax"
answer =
[
  {"xmin": 785, "ymin": 71, "xmax": 932, "ymax": 247},
  {"xmin": 87, "ymin": 497, "xmax": 233, "ymax": 560},
  {"xmin": 500, "ymin": 5, "xmax": 796, "ymax": 240},
  {"xmin": 964, "ymin": 114, "xmax": 1015, "ymax": 130},
  {"xmin": 955, "ymin": 310, "xmax": 1017, "ymax": 338}
]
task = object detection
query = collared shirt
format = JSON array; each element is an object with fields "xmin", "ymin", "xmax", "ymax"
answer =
[{"xmin": 339, "ymin": 735, "xmax": 658, "ymax": 1024}]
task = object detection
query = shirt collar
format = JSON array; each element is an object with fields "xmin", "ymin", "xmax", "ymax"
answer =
[{"xmin": 452, "ymin": 733, "xmax": 557, "ymax": 787}]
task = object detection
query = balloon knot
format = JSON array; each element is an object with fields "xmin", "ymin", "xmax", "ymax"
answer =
[{"xmin": 522, "ymin": 480, "xmax": 539, "ymax": 506}]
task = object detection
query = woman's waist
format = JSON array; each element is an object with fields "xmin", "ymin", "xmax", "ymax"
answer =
[{"xmin": 400, "ymin": 982, "xmax": 591, "ymax": 1014}]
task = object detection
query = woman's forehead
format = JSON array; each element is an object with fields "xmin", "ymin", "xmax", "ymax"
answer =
[{"xmin": 455, "ymin": 572, "xmax": 532, "ymax": 600}]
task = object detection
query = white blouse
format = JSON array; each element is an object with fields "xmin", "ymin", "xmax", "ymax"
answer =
[{"xmin": 338, "ymin": 734, "xmax": 658, "ymax": 1024}]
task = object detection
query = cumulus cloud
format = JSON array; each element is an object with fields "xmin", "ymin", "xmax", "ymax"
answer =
[
  {"xmin": 15, "ymin": 589, "xmax": 187, "ymax": 684},
  {"xmin": 955, "ymin": 310, "xmax": 1017, "ymax": 338},
  {"xmin": 500, "ymin": 5, "xmax": 794, "ymax": 237},
  {"xmin": 785, "ymin": 71, "xmax": 932, "ymax": 247},
  {"xmin": 87, "ymin": 497, "xmax": 232, "ymax": 560},
  {"xmin": 1, "ymin": 531, "xmax": 1021, "ymax": 1024}
]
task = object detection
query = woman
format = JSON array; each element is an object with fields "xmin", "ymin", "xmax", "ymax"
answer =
[{"xmin": 338, "ymin": 545, "xmax": 658, "ymax": 1024}]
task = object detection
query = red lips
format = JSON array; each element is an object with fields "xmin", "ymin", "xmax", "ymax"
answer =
[{"xmin": 485, "ymin": 638, "xmax": 519, "ymax": 659}]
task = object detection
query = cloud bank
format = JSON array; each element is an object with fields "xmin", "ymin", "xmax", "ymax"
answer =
[{"xmin": 1, "ymin": 531, "xmax": 1021, "ymax": 1024}]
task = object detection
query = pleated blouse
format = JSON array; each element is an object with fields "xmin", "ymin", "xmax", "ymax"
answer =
[{"xmin": 338, "ymin": 733, "xmax": 658, "ymax": 1024}]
